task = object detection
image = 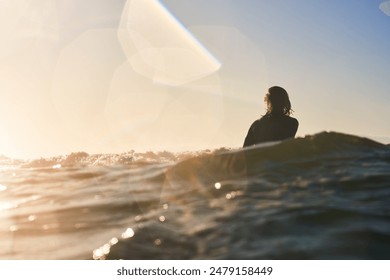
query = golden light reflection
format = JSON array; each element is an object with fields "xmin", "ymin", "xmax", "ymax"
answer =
[
  {"xmin": 102, "ymin": 244, "xmax": 110, "ymax": 255},
  {"xmin": 226, "ymin": 191, "xmax": 238, "ymax": 200},
  {"xmin": 0, "ymin": 202, "xmax": 15, "ymax": 211},
  {"xmin": 52, "ymin": 164, "xmax": 61, "ymax": 169},
  {"xmin": 93, "ymin": 237, "xmax": 119, "ymax": 260},
  {"xmin": 42, "ymin": 224, "xmax": 59, "ymax": 231},
  {"xmin": 92, "ymin": 248, "xmax": 105, "ymax": 260},
  {"xmin": 0, "ymin": 184, "xmax": 7, "ymax": 191},
  {"xmin": 27, "ymin": 215, "xmax": 37, "ymax": 222},
  {"xmin": 121, "ymin": 227, "xmax": 135, "ymax": 239},
  {"xmin": 214, "ymin": 182, "xmax": 221, "ymax": 189},
  {"xmin": 109, "ymin": 237, "xmax": 119, "ymax": 245},
  {"xmin": 9, "ymin": 225, "xmax": 19, "ymax": 232},
  {"xmin": 135, "ymin": 215, "xmax": 142, "ymax": 221}
]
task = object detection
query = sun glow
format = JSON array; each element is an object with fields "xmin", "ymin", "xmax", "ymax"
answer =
[
  {"xmin": 0, "ymin": 184, "xmax": 7, "ymax": 191},
  {"xmin": 0, "ymin": 0, "xmax": 388, "ymax": 159}
]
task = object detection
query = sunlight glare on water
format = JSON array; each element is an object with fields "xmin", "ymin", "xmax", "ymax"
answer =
[
  {"xmin": 0, "ymin": 184, "xmax": 7, "ymax": 191},
  {"xmin": 121, "ymin": 227, "xmax": 135, "ymax": 239}
]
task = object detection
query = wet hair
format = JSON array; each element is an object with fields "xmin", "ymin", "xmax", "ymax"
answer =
[{"xmin": 264, "ymin": 86, "xmax": 293, "ymax": 116}]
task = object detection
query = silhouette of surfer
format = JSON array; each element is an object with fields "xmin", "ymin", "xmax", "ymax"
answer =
[{"xmin": 243, "ymin": 86, "xmax": 298, "ymax": 147}]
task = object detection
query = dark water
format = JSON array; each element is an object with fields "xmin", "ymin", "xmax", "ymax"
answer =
[{"xmin": 1, "ymin": 132, "xmax": 389, "ymax": 259}]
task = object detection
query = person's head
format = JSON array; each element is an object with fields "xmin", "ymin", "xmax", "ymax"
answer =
[{"xmin": 264, "ymin": 86, "xmax": 293, "ymax": 116}]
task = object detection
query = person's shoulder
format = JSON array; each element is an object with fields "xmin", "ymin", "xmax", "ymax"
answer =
[
  {"xmin": 286, "ymin": 116, "xmax": 299, "ymax": 126},
  {"xmin": 250, "ymin": 118, "xmax": 262, "ymax": 127},
  {"xmin": 255, "ymin": 115, "xmax": 272, "ymax": 124},
  {"xmin": 248, "ymin": 116, "xmax": 266, "ymax": 130},
  {"xmin": 252, "ymin": 115, "xmax": 268, "ymax": 123},
  {"xmin": 259, "ymin": 114, "xmax": 273, "ymax": 121}
]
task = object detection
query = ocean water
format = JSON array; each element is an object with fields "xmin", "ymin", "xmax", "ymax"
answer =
[{"xmin": 0, "ymin": 132, "xmax": 389, "ymax": 260}]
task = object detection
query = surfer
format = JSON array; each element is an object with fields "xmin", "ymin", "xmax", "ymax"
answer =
[{"xmin": 243, "ymin": 86, "xmax": 298, "ymax": 147}]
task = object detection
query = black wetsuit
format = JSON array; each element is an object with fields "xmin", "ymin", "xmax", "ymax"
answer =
[{"xmin": 243, "ymin": 113, "xmax": 299, "ymax": 147}]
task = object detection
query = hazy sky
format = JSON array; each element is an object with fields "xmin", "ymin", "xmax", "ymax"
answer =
[{"xmin": 0, "ymin": 0, "xmax": 389, "ymax": 159}]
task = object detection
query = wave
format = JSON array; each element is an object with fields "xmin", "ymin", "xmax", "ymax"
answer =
[
  {"xmin": 162, "ymin": 131, "xmax": 388, "ymax": 188},
  {"xmin": 89, "ymin": 132, "xmax": 390, "ymax": 260},
  {"xmin": 2, "ymin": 131, "xmax": 386, "ymax": 169},
  {"xmin": 16, "ymin": 150, "xmax": 215, "ymax": 169}
]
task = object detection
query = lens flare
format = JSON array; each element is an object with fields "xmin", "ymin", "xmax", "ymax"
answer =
[
  {"xmin": 118, "ymin": 0, "xmax": 221, "ymax": 86},
  {"xmin": 380, "ymin": 1, "xmax": 390, "ymax": 16}
]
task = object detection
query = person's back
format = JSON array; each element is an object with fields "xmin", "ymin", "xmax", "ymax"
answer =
[{"xmin": 243, "ymin": 86, "xmax": 298, "ymax": 147}]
